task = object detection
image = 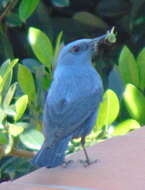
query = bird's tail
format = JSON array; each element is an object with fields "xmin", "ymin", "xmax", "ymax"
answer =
[{"xmin": 32, "ymin": 136, "xmax": 71, "ymax": 168}]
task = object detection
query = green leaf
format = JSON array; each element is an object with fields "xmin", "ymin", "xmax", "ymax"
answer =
[
  {"xmin": 118, "ymin": 46, "xmax": 139, "ymax": 87},
  {"xmin": 74, "ymin": 11, "xmax": 108, "ymax": 29},
  {"xmin": 0, "ymin": 76, "xmax": 3, "ymax": 103},
  {"xmin": 0, "ymin": 59, "xmax": 18, "ymax": 79},
  {"xmin": 2, "ymin": 70, "xmax": 13, "ymax": 98},
  {"xmin": 15, "ymin": 122, "xmax": 30, "ymax": 129},
  {"xmin": 20, "ymin": 129, "xmax": 44, "ymax": 150},
  {"xmin": 17, "ymin": 64, "xmax": 36, "ymax": 101},
  {"xmin": 42, "ymin": 72, "xmax": 52, "ymax": 90},
  {"xmin": 19, "ymin": 0, "xmax": 40, "ymax": 22},
  {"xmin": 28, "ymin": 27, "xmax": 53, "ymax": 69},
  {"xmin": 4, "ymin": 105, "xmax": 16, "ymax": 116},
  {"xmin": 0, "ymin": 107, "xmax": 6, "ymax": 123},
  {"xmin": 14, "ymin": 95, "xmax": 28, "ymax": 121},
  {"xmin": 0, "ymin": 59, "xmax": 18, "ymax": 94},
  {"xmin": 3, "ymin": 82, "xmax": 17, "ymax": 107},
  {"xmin": 4, "ymin": 134, "xmax": 14, "ymax": 155},
  {"xmin": 51, "ymin": 0, "xmax": 70, "ymax": 7},
  {"xmin": 6, "ymin": 13, "xmax": 23, "ymax": 27},
  {"xmin": 137, "ymin": 48, "xmax": 145, "ymax": 90},
  {"xmin": 0, "ymin": 133, "xmax": 8, "ymax": 144},
  {"xmin": 123, "ymin": 84, "xmax": 145, "ymax": 125},
  {"xmin": 96, "ymin": 89, "xmax": 120, "ymax": 130},
  {"xmin": 111, "ymin": 119, "xmax": 140, "ymax": 136},
  {"xmin": 0, "ymin": 75, "xmax": 3, "ymax": 88},
  {"xmin": 0, "ymin": 123, "xmax": 4, "ymax": 129},
  {"xmin": 54, "ymin": 31, "xmax": 63, "ymax": 62},
  {"xmin": 8, "ymin": 124, "xmax": 24, "ymax": 137}
]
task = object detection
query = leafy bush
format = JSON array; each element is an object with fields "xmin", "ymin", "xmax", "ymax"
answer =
[
  {"xmin": 0, "ymin": 59, "xmax": 32, "ymax": 181},
  {"xmin": 0, "ymin": 59, "xmax": 28, "ymax": 155}
]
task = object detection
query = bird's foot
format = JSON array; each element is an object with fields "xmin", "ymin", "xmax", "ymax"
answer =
[
  {"xmin": 61, "ymin": 160, "xmax": 73, "ymax": 168},
  {"xmin": 79, "ymin": 159, "xmax": 98, "ymax": 167}
]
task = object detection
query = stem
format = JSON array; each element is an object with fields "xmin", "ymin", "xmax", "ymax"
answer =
[
  {"xmin": 0, "ymin": 145, "xmax": 36, "ymax": 159},
  {"xmin": 0, "ymin": 0, "xmax": 19, "ymax": 22}
]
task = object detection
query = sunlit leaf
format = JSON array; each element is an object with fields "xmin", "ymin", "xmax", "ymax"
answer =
[
  {"xmin": 0, "ymin": 75, "xmax": 3, "ymax": 87},
  {"xmin": 18, "ymin": 64, "xmax": 36, "ymax": 101},
  {"xmin": 14, "ymin": 95, "xmax": 28, "ymax": 121},
  {"xmin": 123, "ymin": 84, "xmax": 145, "ymax": 124},
  {"xmin": 8, "ymin": 124, "xmax": 24, "ymax": 137},
  {"xmin": 111, "ymin": 119, "xmax": 140, "ymax": 136},
  {"xmin": 20, "ymin": 129, "xmax": 44, "ymax": 150},
  {"xmin": 19, "ymin": 0, "xmax": 40, "ymax": 22},
  {"xmin": 0, "ymin": 76, "xmax": 3, "ymax": 103},
  {"xmin": 0, "ymin": 123, "xmax": 4, "ymax": 129},
  {"xmin": 15, "ymin": 122, "xmax": 30, "ymax": 129},
  {"xmin": 137, "ymin": 48, "xmax": 145, "ymax": 90},
  {"xmin": 28, "ymin": 27, "xmax": 53, "ymax": 69},
  {"xmin": 54, "ymin": 31, "xmax": 63, "ymax": 62},
  {"xmin": 118, "ymin": 46, "xmax": 139, "ymax": 87},
  {"xmin": 2, "ymin": 70, "xmax": 13, "ymax": 99},
  {"xmin": 0, "ymin": 59, "xmax": 18, "ymax": 94},
  {"xmin": 3, "ymin": 83, "xmax": 17, "ymax": 107},
  {"xmin": 96, "ymin": 89, "xmax": 120, "ymax": 130},
  {"xmin": 0, "ymin": 133, "xmax": 8, "ymax": 144},
  {"xmin": 4, "ymin": 134, "xmax": 14, "ymax": 155},
  {"xmin": 0, "ymin": 59, "xmax": 18, "ymax": 80},
  {"xmin": 0, "ymin": 107, "xmax": 6, "ymax": 123},
  {"xmin": 4, "ymin": 105, "xmax": 16, "ymax": 116}
]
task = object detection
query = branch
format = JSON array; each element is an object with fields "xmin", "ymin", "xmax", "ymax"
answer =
[
  {"xmin": 0, "ymin": 145, "xmax": 36, "ymax": 159},
  {"xmin": 0, "ymin": 0, "xmax": 18, "ymax": 22}
]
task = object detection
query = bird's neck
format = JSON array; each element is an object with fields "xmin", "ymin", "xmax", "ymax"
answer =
[
  {"xmin": 54, "ymin": 60, "xmax": 97, "ymax": 81},
  {"xmin": 58, "ymin": 58, "xmax": 92, "ymax": 68}
]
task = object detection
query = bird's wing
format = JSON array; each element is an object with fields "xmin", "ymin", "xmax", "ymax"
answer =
[{"xmin": 43, "ymin": 78, "xmax": 103, "ymax": 147}]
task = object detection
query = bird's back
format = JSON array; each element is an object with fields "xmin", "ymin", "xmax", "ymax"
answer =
[{"xmin": 43, "ymin": 64, "xmax": 103, "ymax": 147}]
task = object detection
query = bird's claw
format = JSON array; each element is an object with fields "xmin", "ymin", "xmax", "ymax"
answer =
[
  {"xmin": 79, "ymin": 159, "xmax": 98, "ymax": 167},
  {"xmin": 61, "ymin": 160, "xmax": 73, "ymax": 168}
]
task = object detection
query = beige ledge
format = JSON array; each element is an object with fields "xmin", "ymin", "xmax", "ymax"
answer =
[{"xmin": 1, "ymin": 127, "xmax": 145, "ymax": 190}]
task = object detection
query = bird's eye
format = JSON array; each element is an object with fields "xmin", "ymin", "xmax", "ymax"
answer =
[{"xmin": 71, "ymin": 45, "xmax": 81, "ymax": 53}]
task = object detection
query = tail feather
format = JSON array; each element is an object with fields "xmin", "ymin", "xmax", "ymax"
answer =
[{"xmin": 32, "ymin": 136, "xmax": 71, "ymax": 168}]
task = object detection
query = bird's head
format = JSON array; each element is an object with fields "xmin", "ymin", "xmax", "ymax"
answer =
[{"xmin": 57, "ymin": 34, "xmax": 107, "ymax": 66}]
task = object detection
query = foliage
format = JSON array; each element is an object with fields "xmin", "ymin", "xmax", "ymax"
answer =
[
  {"xmin": 0, "ymin": 59, "xmax": 28, "ymax": 156},
  {"xmin": 0, "ymin": 0, "xmax": 145, "ymax": 183},
  {"xmin": 118, "ymin": 46, "xmax": 145, "ymax": 91},
  {"xmin": 0, "ymin": 59, "xmax": 44, "ymax": 181},
  {"xmin": 96, "ymin": 89, "xmax": 120, "ymax": 133},
  {"xmin": 118, "ymin": 46, "xmax": 145, "ymax": 125},
  {"xmin": 17, "ymin": 28, "xmax": 63, "ymax": 131},
  {"xmin": 19, "ymin": 0, "xmax": 40, "ymax": 22}
]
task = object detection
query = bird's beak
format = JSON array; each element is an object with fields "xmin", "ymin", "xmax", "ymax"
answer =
[
  {"xmin": 92, "ymin": 34, "xmax": 107, "ymax": 44},
  {"xmin": 90, "ymin": 34, "xmax": 107, "ymax": 53}
]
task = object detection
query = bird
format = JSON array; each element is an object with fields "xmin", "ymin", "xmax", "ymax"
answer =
[{"xmin": 32, "ymin": 34, "xmax": 106, "ymax": 168}]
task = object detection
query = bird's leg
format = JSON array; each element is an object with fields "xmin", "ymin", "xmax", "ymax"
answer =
[
  {"xmin": 81, "ymin": 137, "xmax": 90, "ymax": 165},
  {"xmin": 79, "ymin": 137, "xmax": 97, "ymax": 167}
]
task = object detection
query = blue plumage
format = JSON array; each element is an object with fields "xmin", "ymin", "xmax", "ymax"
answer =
[
  {"xmin": 32, "ymin": 35, "xmax": 105, "ymax": 168},
  {"xmin": 32, "ymin": 136, "xmax": 72, "ymax": 168}
]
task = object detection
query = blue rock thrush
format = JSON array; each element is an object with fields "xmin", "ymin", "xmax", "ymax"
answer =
[{"xmin": 32, "ymin": 34, "xmax": 106, "ymax": 168}]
